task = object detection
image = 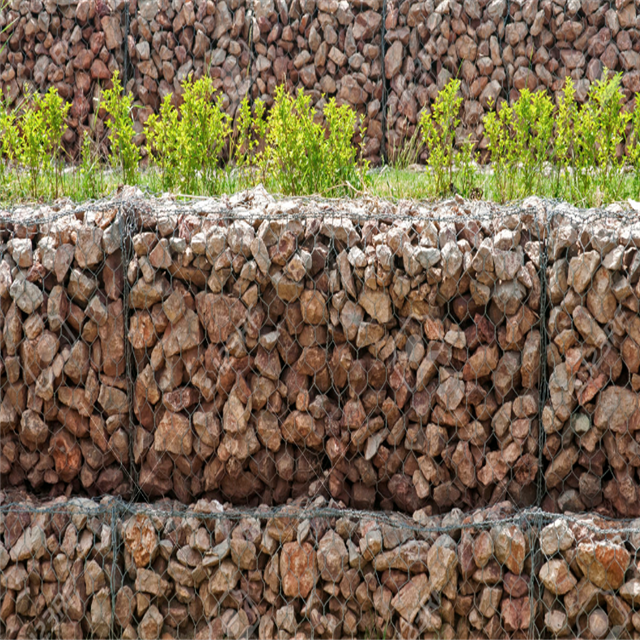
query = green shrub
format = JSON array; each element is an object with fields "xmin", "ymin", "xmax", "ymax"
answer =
[
  {"xmin": 512, "ymin": 88, "xmax": 554, "ymax": 196},
  {"xmin": 102, "ymin": 70, "xmax": 140, "ymax": 184},
  {"xmin": 578, "ymin": 70, "xmax": 630, "ymax": 204},
  {"xmin": 419, "ymin": 79, "xmax": 464, "ymax": 197},
  {"xmin": 484, "ymin": 88, "xmax": 554, "ymax": 202},
  {"xmin": 554, "ymin": 77, "xmax": 578, "ymax": 200},
  {"xmin": 40, "ymin": 87, "xmax": 70, "ymax": 197},
  {"xmin": 257, "ymin": 85, "xmax": 367, "ymax": 196},
  {"xmin": 0, "ymin": 96, "xmax": 18, "ymax": 192},
  {"xmin": 145, "ymin": 75, "xmax": 232, "ymax": 195},
  {"xmin": 145, "ymin": 94, "xmax": 181, "ymax": 192},
  {"xmin": 323, "ymin": 96, "xmax": 368, "ymax": 193},
  {"xmin": 13, "ymin": 87, "xmax": 69, "ymax": 198},
  {"xmin": 19, "ymin": 105, "xmax": 47, "ymax": 197},
  {"xmin": 483, "ymin": 98, "xmax": 516, "ymax": 203}
]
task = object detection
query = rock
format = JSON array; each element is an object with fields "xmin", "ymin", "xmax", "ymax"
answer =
[
  {"xmin": 594, "ymin": 387, "xmax": 639, "ymax": 433},
  {"xmin": 130, "ymin": 278, "xmax": 170, "ymax": 309},
  {"xmin": 317, "ymin": 530, "xmax": 348, "ymax": 581},
  {"xmin": 280, "ymin": 542, "xmax": 317, "ymax": 598},
  {"xmin": 91, "ymin": 588, "xmax": 112, "ymax": 638},
  {"xmin": 391, "ymin": 573, "xmax": 431, "ymax": 624},
  {"xmin": 300, "ymin": 290, "xmax": 327, "ymax": 325},
  {"xmin": 20, "ymin": 410, "xmax": 49, "ymax": 448},
  {"xmin": 427, "ymin": 535, "xmax": 458, "ymax": 591},
  {"xmin": 539, "ymin": 559, "xmax": 577, "ymax": 595},
  {"xmin": 359, "ymin": 289, "xmax": 393, "ymax": 323},
  {"xmin": 374, "ymin": 540, "xmax": 430, "ymax": 573},
  {"xmin": 230, "ymin": 539, "xmax": 257, "ymax": 570},
  {"xmin": 572, "ymin": 305, "xmax": 608, "ymax": 348},
  {"xmin": 540, "ymin": 519, "xmax": 575, "ymax": 556},
  {"xmin": 124, "ymin": 515, "xmax": 158, "ymax": 568},
  {"xmin": 545, "ymin": 609, "xmax": 569, "ymax": 636},
  {"xmin": 385, "ymin": 40, "xmax": 403, "ymax": 78},
  {"xmin": 491, "ymin": 524, "xmax": 526, "ymax": 575},
  {"xmin": 196, "ymin": 293, "xmax": 246, "ymax": 342},
  {"xmin": 568, "ymin": 251, "xmax": 600, "ymax": 293},
  {"xmin": 620, "ymin": 579, "xmax": 640, "ymax": 605},
  {"xmin": 154, "ymin": 412, "xmax": 192, "ymax": 456},
  {"xmin": 9, "ymin": 278, "xmax": 43, "ymax": 313},
  {"xmin": 501, "ymin": 597, "xmax": 532, "ymax": 632},
  {"xmin": 138, "ymin": 605, "xmax": 163, "ymax": 640},
  {"xmin": 575, "ymin": 542, "xmax": 630, "ymax": 590}
]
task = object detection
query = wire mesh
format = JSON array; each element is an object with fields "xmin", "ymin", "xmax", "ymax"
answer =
[
  {"xmin": 0, "ymin": 492, "xmax": 542, "ymax": 640},
  {"xmin": 535, "ymin": 509, "xmax": 640, "ymax": 640},
  {"xmin": 2, "ymin": 192, "xmax": 640, "ymax": 638},
  {"xmin": 113, "ymin": 191, "xmax": 545, "ymax": 513},
  {"xmin": 0, "ymin": 199, "xmax": 133, "ymax": 499},
  {"xmin": 3, "ymin": 192, "xmax": 640, "ymax": 514},
  {"xmin": 542, "ymin": 205, "xmax": 640, "ymax": 520},
  {"xmin": 4, "ymin": 493, "xmax": 640, "ymax": 639}
]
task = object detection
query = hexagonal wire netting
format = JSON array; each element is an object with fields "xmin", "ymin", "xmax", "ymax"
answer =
[
  {"xmin": 119, "ymin": 194, "xmax": 544, "ymax": 514},
  {"xmin": 3, "ymin": 496, "xmax": 640, "ymax": 640},
  {"xmin": 0, "ymin": 495, "xmax": 539, "ymax": 639},
  {"xmin": 1, "ymin": 200, "xmax": 134, "ymax": 500},
  {"xmin": 2, "ymin": 192, "xmax": 640, "ymax": 638}
]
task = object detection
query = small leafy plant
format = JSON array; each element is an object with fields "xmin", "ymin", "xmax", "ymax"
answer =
[
  {"xmin": 233, "ymin": 96, "xmax": 267, "ymax": 190},
  {"xmin": 585, "ymin": 70, "xmax": 630, "ymax": 204},
  {"xmin": 419, "ymin": 79, "xmax": 464, "ymax": 197},
  {"xmin": 483, "ymin": 98, "xmax": 516, "ymax": 203},
  {"xmin": 553, "ymin": 77, "xmax": 578, "ymax": 200},
  {"xmin": 0, "ymin": 96, "xmax": 19, "ymax": 192},
  {"xmin": 40, "ymin": 87, "xmax": 71, "ymax": 197},
  {"xmin": 512, "ymin": 88, "xmax": 554, "ymax": 197},
  {"xmin": 255, "ymin": 85, "xmax": 367, "ymax": 196},
  {"xmin": 145, "ymin": 94, "xmax": 181, "ymax": 192},
  {"xmin": 102, "ymin": 70, "xmax": 140, "ymax": 184},
  {"xmin": 483, "ymin": 88, "xmax": 554, "ymax": 202},
  {"xmin": 145, "ymin": 75, "xmax": 232, "ymax": 195},
  {"xmin": 13, "ymin": 87, "xmax": 70, "ymax": 198}
]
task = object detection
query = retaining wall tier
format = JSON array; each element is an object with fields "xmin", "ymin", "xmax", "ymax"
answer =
[
  {"xmin": 3, "ymin": 493, "xmax": 640, "ymax": 639},
  {"xmin": 1, "ymin": 192, "xmax": 640, "ymax": 518},
  {"xmin": 3, "ymin": 0, "xmax": 640, "ymax": 163}
]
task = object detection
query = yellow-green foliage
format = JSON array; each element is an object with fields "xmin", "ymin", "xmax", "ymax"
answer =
[
  {"xmin": 6, "ymin": 87, "xmax": 70, "ymax": 198},
  {"xmin": 419, "ymin": 79, "xmax": 477, "ymax": 198},
  {"xmin": 4, "ymin": 71, "xmax": 640, "ymax": 207},
  {"xmin": 102, "ymin": 70, "xmax": 140, "ymax": 184},
  {"xmin": 484, "ymin": 88, "xmax": 554, "ymax": 202},
  {"xmin": 256, "ymin": 85, "xmax": 368, "ymax": 195},
  {"xmin": 145, "ymin": 75, "xmax": 232, "ymax": 195}
]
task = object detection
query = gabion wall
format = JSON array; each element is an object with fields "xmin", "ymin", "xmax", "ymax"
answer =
[
  {"xmin": 2, "ymin": 190, "xmax": 640, "ymax": 638},
  {"xmin": 3, "ymin": 493, "xmax": 640, "ymax": 639},
  {"xmin": 3, "ymin": 0, "xmax": 640, "ymax": 163}
]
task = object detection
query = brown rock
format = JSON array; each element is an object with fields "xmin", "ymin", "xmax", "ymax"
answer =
[
  {"xmin": 540, "ymin": 559, "xmax": 577, "ymax": 595},
  {"xmin": 154, "ymin": 412, "xmax": 193, "ymax": 455},
  {"xmin": 196, "ymin": 293, "xmax": 246, "ymax": 343},
  {"xmin": 576, "ymin": 542, "xmax": 630, "ymax": 590},
  {"xmin": 280, "ymin": 542, "xmax": 317, "ymax": 598}
]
